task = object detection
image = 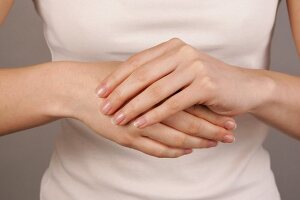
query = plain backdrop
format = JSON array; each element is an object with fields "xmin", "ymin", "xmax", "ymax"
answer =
[{"xmin": 0, "ymin": 0, "xmax": 299, "ymax": 200}]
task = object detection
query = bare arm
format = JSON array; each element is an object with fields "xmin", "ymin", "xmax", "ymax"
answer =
[
  {"xmin": 0, "ymin": 0, "xmax": 13, "ymax": 25},
  {"xmin": 94, "ymin": 1, "xmax": 300, "ymax": 139},
  {"xmin": 0, "ymin": 61, "xmax": 229, "ymax": 157},
  {"xmin": 249, "ymin": 0, "xmax": 300, "ymax": 139},
  {"xmin": 248, "ymin": 70, "xmax": 300, "ymax": 139},
  {"xmin": 287, "ymin": 0, "xmax": 300, "ymax": 56},
  {"xmin": 0, "ymin": 61, "xmax": 119, "ymax": 136},
  {"xmin": 0, "ymin": 63, "xmax": 60, "ymax": 135}
]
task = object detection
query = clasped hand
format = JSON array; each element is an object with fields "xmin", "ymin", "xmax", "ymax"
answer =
[{"xmin": 93, "ymin": 37, "xmax": 273, "ymax": 156}]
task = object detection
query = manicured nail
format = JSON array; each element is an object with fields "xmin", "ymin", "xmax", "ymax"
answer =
[
  {"xmin": 112, "ymin": 112, "xmax": 126, "ymax": 125},
  {"xmin": 133, "ymin": 116, "xmax": 147, "ymax": 128},
  {"xmin": 222, "ymin": 134, "xmax": 235, "ymax": 143},
  {"xmin": 224, "ymin": 121, "xmax": 237, "ymax": 130},
  {"xmin": 183, "ymin": 149, "xmax": 193, "ymax": 154},
  {"xmin": 96, "ymin": 84, "xmax": 107, "ymax": 97},
  {"xmin": 208, "ymin": 141, "xmax": 218, "ymax": 148},
  {"xmin": 101, "ymin": 101, "xmax": 111, "ymax": 114}
]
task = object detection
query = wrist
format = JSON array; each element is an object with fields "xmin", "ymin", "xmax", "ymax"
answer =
[
  {"xmin": 248, "ymin": 69, "xmax": 277, "ymax": 116},
  {"xmin": 40, "ymin": 61, "xmax": 76, "ymax": 119},
  {"xmin": 44, "ymin": 60, "xmax": 121, "ymax": 120}
]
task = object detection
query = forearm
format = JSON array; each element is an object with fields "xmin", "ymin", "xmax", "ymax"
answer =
[
  {"xmin": 0, "ymin": 61, "xmax": 120, "ymax": 136},
  {"xmin": 0, "ymin": 62, "xmax": 70, "ymax": 135},
  {"xmin": 249, "ymin": 69, "xmax": 300, "ymax": 139}
]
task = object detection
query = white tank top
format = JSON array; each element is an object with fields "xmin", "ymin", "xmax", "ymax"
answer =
[{"xmin": 34, "ymin": 0, "xmax": 281, "ymax": 199}]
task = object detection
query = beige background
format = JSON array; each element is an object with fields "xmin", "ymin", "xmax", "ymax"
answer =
[{"xmin": 0, "ymin": 0, "xmax": 299, "ymax": 199}]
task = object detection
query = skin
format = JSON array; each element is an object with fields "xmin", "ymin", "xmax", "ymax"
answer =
[
  {"xmin": 0, "ymin": 61, "xmax": 237, "ymax": 158},
  {"xmin": 96, "ymin": 1, "xmax": 300, "ymax": 139},
  {"xmin": 0, "ymin": 0, "xmax": 237, "ymax": 157},
  {"xmin": 0, "ymin": 0, "xmax": 13, "ymax": 25},
  {"xmin": 0, "ymin": 0, "xmax": 298, "ymax": 159}
]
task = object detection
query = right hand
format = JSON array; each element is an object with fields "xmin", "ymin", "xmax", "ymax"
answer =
[{"xmin": 54, "ymin": 61, "xmax": 235, "ymax": 158}]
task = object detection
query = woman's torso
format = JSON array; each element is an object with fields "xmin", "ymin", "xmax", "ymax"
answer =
[{"xmin": 34, "ymin": 0, "xmax": 281, "ymax": 199}]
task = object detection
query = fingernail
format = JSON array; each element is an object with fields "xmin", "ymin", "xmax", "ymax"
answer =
[
  {"xmin": 183, "ymin": 149, "xmax": 193, "ymax": 154},
  {"xmin": 96, "ymin": 84, "xmax": 107, "ymax": 97},
  {"xmin": 222, "ymin": 134, "xmax": 235, "ymax": 143},
  {"xmin": 208, "ymin": 141, "xmax": 218, "ymax": 148},
  {"xmin": 101, "ymin": 101, "xmax": 111, "ymax": 114},
  {"xmin": 133, "ymin": 116, "xmax": 147, "ymax": 128},
  {"xmin": 224, "ymin": 121, "xmax": 237, "ymax": 130},
  {"xmin": 112, "ymin": 112, "xmax": 126, "ymax": 125}
]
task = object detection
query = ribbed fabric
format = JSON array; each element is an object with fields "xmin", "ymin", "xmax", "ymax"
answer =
[{"xmin": 34, "ymin": 0, "xmax": 281, "ymax": 199}]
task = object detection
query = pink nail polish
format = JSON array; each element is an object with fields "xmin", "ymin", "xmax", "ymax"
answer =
[
  {"xmin": 133, "ymin": 116, "xmax": 147, "ymax": 128},
  {"xmin": 96, "ymin": 84, "xmax": 107, "ymax": 97},
  {"xmin": 101, "ymin": 101, "xmax": 111, "ymax": 114},
  {"xmin": 224, "ymin": 121, "xmax": 237, "ymax": 130},
  {"xmin": 222, "ymin": 134, "xmax": 235, "ymax": 143},
  {"xmin": 208, "ymin": 141, "xmax": 218, "ymax": 147},
  {"xmin": 112, "ymin": 112, "xmax": 126, "ymax": 125},
  {"xmin": 183, "ymin": 149, "xmax": 193, "ymax": 154}
]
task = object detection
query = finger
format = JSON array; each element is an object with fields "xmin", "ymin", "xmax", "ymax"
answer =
[
  {"xmin": 110, "ymin": 68, "xmax": 193, "ymax": 125},
  {"xmin": 185, "ymin": 105, "xmax": 237, "ymax": 130},
  {"xmin": 161, "ymin": 111, "xmax": 235, "ymax": 143},
  {"xmin": 133, "ymin": 84, "xmax": 208, "ymax": 128},
  {"xmin": 101, "ymin": 49, "xmax": 180, "ymax": 115},
  {"xmin": 96, "ymin": 38, "xmax": 184, "ymax": 97},
  {"xmin": 132, "ymin": 136, "xmax": 193, "ymax": 158},
  {"xmin": 140, "ymin": 122, "xmax": 218, "ymax": 148}
]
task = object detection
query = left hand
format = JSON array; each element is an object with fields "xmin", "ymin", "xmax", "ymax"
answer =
[{"xmin": 96, "ymin": 38, "xmax": 274, "ymax": 128}]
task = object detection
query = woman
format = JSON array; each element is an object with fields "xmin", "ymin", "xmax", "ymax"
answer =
[{"xmin": 0, "ymin": 0, "xmax": 299, "ymax": 199}]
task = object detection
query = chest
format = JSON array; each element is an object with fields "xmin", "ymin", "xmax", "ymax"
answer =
[{"xmin": 35, "ymin": 0, "xmax": 279, "ymax": 61}]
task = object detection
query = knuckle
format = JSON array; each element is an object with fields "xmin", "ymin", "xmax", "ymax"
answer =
[
  {"xmin": 153, "ymin": 149, "xmax": 166, "ymax": 158},
  {"xmin": 168, "ymin": 151, "xmax": 181, "ymax": 158},
  {"xmin": 126, "ymin": 55, "xmax": 142, "ymax": 69},
  {"xmin": 198, "ymin": 74, "xmax": 216, "ymax": 92},
  {"xmin": 122, "ymin": 102, "xmax": 137, "ymax": 117},
  {"xmin": 168, "ymin": 37, "xmax": 184, "ymax": 45},
  {"xmin": 166, "ymin": 100, "xmax": 181, "ymax": 112},
  {"xmin": 204, "ymin": 77, "xmax": 216, "ymax": 91},
  {"xmin": 173, "ymin": 151, "xmax": 183, "ymax": 158},
  {"xmin": 190, "ymin": 60, "xmax": 206, "ymax": 73},
  {"xmin": 131, "ymin": 69, "xmax": 148, "ymax": 83},
  {"xmin": 112, "ymin": 88, "xmax": 123, "ymax": 100},
  {"xmin": 147, "ymin": 109, "xmax": 160, "ymax": 123},
  {"xmin": 198, "ymin": 138, "xmax": 208, "ymax": 148},
  {"xmin": 178, "ymin": 44, "xmax": 197, "ymax": 57},
  {"xmin": 148, "ymin": 84, "xmax": 164, "ymax": 97},
  {"xmin": 153, "ymin": 147, "xmax": 171, "ymax": 158},
  {"xmin": 188, "ymin": 122, "xmax": 201, "ymax": 136},
  {"xmin": 212, "ymin": 128, "xmax": 227, "ymax": 141},
  {"xmin": 178, "ymin": 135, "xmax": 189, "ymax": 147}
]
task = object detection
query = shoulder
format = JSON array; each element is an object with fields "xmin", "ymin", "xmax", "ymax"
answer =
[
  {"xmin": 287, "ymin": 0, "xmax": 300, "ymax": 56},
  {"xmin": 0, "ymin": 0, "xmax": 14, "ymax": 25}
]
